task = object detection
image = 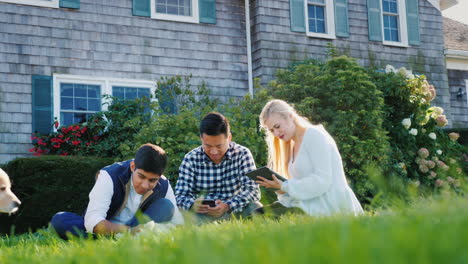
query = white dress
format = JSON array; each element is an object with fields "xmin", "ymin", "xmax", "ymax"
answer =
[{"xmin": 277, "ymin": 125, "xmax": 364, "ymax": 216}]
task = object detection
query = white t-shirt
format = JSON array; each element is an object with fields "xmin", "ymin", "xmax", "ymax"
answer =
[{"xmin": 84, "ymin": 170, "xmax": 184, "ymax": 233}]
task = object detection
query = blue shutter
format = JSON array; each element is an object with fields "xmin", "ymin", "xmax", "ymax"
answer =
[
  {"xmin": 32, "ymin": 75, "xmax": 53, "ymax": 134},
  {"xmin": 367, "ymin": 0, "xmax": 382, "ymax": 41},
  {"xmin": 334, "ymin": 0, "xmax": 349, "ymax": 37},
  {"xmin": 59, "ymin": 0, "xmax": 80, "ymax": 9},
  {"xmin": 406, "ymin": 0, "xmax": 420, "ymax": 45},
  {"xmin": 290, "ymin": 0, "xmax": 306, "ymax": 32},
  {"xmin": 133, "ymin": 0, "xmax": 151, "ymax": 17},
  {"xmin": 199, "ymin": 0, "xmax": 217, "ymax": 24}
]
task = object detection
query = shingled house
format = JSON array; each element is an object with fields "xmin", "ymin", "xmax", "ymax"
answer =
[
  {"xmin": 0, "ymin": 0, "xmax": 460, "ymax": 163},
  {"xmin": 444, "ymin": 17, "xmax": 468, "ymax": 128}
]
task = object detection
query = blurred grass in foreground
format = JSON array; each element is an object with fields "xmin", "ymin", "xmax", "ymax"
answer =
[{"xmin": 0, "ymin": 192, "xmax": 467, "ymax": 264}]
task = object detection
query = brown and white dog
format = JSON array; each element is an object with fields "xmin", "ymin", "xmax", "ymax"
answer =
[{"xmin": 0, "ymin": 168, "xmax": 21, "ymax": 214}]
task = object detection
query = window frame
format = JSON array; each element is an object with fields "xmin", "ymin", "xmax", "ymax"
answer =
[
  {"xmin": 380, "ymin": 0, "xmax": 408, "ymax": 47},
  {"xmin": 0, "ymin": 0, "xmax": 59, "ymax": 8},
  {"xmin": 304, "ymin": 0, "xmax": 336, "ymax": 39},
  {"xmin": 53, "ymin": 74, "xmax": 156, "ymax": 128},
  {"xmin": 151, "ymin": 0, "xmax": 199, "ymax": 24}
]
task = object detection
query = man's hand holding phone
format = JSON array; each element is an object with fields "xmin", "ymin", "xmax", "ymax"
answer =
[{"xmin": 192, "ymin": 198, "xmax": 229, "ymax": 218}]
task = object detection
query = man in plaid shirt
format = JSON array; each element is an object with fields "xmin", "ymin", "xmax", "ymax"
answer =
[{"xmin": 175, "ymin": 112, "xmax": 262, "ymax": 220}]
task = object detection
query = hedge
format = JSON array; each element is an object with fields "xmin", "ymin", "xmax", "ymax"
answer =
[{"xmin": 0, "ymin": 156, "xmax": 114, "ymax": 235}]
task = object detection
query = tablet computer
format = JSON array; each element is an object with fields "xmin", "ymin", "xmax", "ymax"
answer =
[{"xmin": 246, "ymin": 167, "xmax": 287, "ymax": 182}]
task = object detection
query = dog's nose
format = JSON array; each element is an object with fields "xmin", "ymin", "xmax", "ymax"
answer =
[{"xmin": 12, "ymin": 201, "xmax": 21, "ymax": 208}]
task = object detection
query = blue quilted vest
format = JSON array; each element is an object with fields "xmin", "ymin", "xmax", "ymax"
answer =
[{"xmin": 102, "ymin": 160, "xmax": 169, "ymax": 220}]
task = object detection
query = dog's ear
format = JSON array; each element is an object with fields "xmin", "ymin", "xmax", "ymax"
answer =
[{"xmin": 95, "ymin": 171, "xmax": 100, "ymax": 181}]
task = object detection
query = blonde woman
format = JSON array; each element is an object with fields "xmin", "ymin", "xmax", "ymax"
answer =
[{"xmin": 256, "ymin": 99, "xmax": 363, "ymax": 216}]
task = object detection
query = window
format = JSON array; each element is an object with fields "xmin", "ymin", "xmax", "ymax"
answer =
[
  {"xmin": 53, "ymin": 75, "xmax": 155, "ymax": 127},
  {"xmin": 152, "ymin": 0, "xmax": 199, "ymax": 23},
  {"xmin": 0, "ymin": 0, "xmax": 59, "ymax": 8},
  {"xmin": 112, "ymin": 86, "xmax": 151, "ymax": 100},
  {"xmin": 60, "ymin": 83, "xmax": 101, "ymax": 126},
  {"xmin": 305, "ymin": 0, "xmax": 335, "ymax": 38},
  {"xmin": 381, "ymin": 0, "xmax": 408, "ymax": 46}
]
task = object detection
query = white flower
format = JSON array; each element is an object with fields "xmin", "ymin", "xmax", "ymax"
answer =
[
  {"xmin": 436, "ymin": 150, "xmax": 442, "ymax": 155},
  {"xmin": 428, "ymin": 133, "xmax": 436, "ymax": 140},
  {"xmin": 385, "ymin": 65, "xmax": 396, "ymax": 73},
  {"xmin": 401, "ymin": 118, "xmax": 411, "ymax": 129},
  {"xmin": 409, "ymin": 128, "xmax": 418, "ymax": 136}
]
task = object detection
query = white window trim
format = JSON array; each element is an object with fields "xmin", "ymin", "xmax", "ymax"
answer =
[
  {"xmin": 304, "ymin": 0, "xmax": 336, "ymax": 39},
  {"xmin": 0, "ymin": 0, "xmax": 59, "ymax": 8},
  {"xmin": 53, "ymin": 74, "xmax": 156, "ymax": 128},
  {"xmin": 151, "ymin": 0, "xmax": 199, "ymax": 24},
  {"xmin": 381, "ymin": 0, "xmax": 409, "ymax": 47}
]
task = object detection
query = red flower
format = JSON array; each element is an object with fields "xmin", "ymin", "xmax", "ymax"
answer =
[
  {"xmin": 53, "ymin": 144, "xmax": 61, "ymax": 148},
  {"xmin": 72, "ymin": 140, "xmax": 81, "ymax": 146},
  {"xmin": 54, "ymin": 120, "xmax": 59, "ymax": 129},
  {"xmin": 93, "ymin": 136, "xmax": 100, "ymax": 140},
  {"xmin": 28, "ymin": 148, "xmax": 36, "ymax": 152},
  {"xmin": 81, "ymin": 127, "xmax": 88, "ymax": 134},
  {"xmin": 60, "ymin": 152, "xmax": 69, "ymax": 156},
  {"xmin": 58, "ymin": 134, "xmax": 64, "ymax": 138}
]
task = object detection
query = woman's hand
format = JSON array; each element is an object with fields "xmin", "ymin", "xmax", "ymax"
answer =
[{"xmin": 256, "ymin": 174, "xmax": 283, "ymax": 190}]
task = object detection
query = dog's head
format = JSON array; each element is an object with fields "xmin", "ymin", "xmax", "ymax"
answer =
[{"xmin": 0, "ymin": 169, "xmax": 21, "ymax": 214}]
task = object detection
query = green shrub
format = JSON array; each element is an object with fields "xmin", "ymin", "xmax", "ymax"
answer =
[
  {"xmin": 369, "ymin": 67, "xmax": 467, "ymax": 194},
  {"xmin": 269, "ymin": 56, "xmax": 390, "ymax": 201},
  {"xmin": 0, "ymin": 156, "xmax": 114, "ymax": 235}
]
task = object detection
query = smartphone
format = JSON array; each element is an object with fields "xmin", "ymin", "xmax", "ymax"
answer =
[
  {"xmin": 201, "ymin": 199, "xmax": 216, "ymax": 207},
  {"xmin": 246, "ymin": 167, "xmax": 287, "ymax": 182}
]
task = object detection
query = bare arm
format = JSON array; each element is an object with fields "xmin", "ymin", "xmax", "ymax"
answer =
[{"xmin": 93, "ymin": 220, "xmax": 130, "ymax": 235}]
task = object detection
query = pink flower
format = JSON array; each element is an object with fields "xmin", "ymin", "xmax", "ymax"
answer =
[
  {"xmin": 418, "ymin": 148, "xmax": 430, "ymax": 159},
  {"xmin": 428, "ymin": 171, "xmax": 437, "ymax": 179},
  {"xmin": 436, "ymin": 115, "xmax": 448, "ymax": 127},
  {"xmin": 447, "ymin": 177, "xmax": 455, "ymax": 184},
  {"xmin": 448, "ymin": 132, "xmax": 459, "ymax": 141},
  {"xmin": 419, "ymin": 164, "xmax": 429, "ymax": 173},
  {"xmin": 435, "ymin": 179, "xmax": 444, "ymax": 187},
  {"xmin": 426, "ymin": 160, "xmax": 436, "ymax": 169}
]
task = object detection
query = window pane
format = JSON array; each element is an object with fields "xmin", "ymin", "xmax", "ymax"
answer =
[
  {"xmin": 75, "ymin": 98, "xmax": 87, "ymax": 111},
  {"xmin": 156, "ymin": 0, "xmax": 191, "ymax": 16},
  {"xmin": 317, "ymin": 19, "xmax": 325, "ymax": 33},
  {"xmin": 88, "ymin": 85, "xmax": 100, "ymax": 98},
  {"xmin": 382, "ymin": 0, "xmax": 398, "ymax": 14},
  {"xmin": 88, "ymin": 99, "xmax": 101, "ymax": 111},
  {"xmin": 138, "ymin": 88, "xmax": 151, "ymax": 98},
  {"xmin": 61, "ymin": 112, "xmax": 74, "ymax": 126},
  {"xmin": 74, "ymin": 113, "xmax": 87, "ymax": 124},
  {"xmin": 61, "ymin": 97, "xmax": 74, "ymax": 110},
  {"xmin": 113, "ymin": 86, "xmax": 125, "ymax": 99},
  {"xmin": 383, "ymin": 15, "xmax": 399, "ymax": 41},
  {"xmin": 75, "ymin": 84, "xmax": 87, "ymax": 97},
  {"xmin": 61, "ymin": 83, "xmax": 74, "ymax": 96},
  {"xmin": 123, "ymin": 87, "xmax": 136, "ymax": 99}
]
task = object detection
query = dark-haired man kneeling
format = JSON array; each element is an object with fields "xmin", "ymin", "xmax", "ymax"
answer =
[{"xmin": 51, "ymin": 144, "xmax": 183, "ymax": 239}]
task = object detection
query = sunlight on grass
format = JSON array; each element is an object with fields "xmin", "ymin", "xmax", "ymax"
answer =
[{"xmin": 1, "ymin": 195, "xmax": 467, "ymax": 264}]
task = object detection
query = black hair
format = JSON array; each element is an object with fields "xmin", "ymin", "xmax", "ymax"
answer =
[
  {"xmin": 134, "ymin": 143, "xmax": 167, "ymax": 175},
  {"xmin": 200, "ymin": 112, "xmax": 230, "ymax": 136}
]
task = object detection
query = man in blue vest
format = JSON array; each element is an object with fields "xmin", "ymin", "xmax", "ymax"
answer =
[{"xmin": 51, "ymin": 143, "xmax": 183, "ymax": 239}]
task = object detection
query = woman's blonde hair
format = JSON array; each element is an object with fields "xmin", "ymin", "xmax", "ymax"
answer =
[{"xmin": 259, "ymin": 99, "xmax": 311, "ymax": 179}]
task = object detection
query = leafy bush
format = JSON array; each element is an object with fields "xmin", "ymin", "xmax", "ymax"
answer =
[
  {"xmin": 269, "ymin": 56, "xmax": 390, "ymax": 201},
  {"xmin": 0, "ymin": 156, "xmax": 114, "ymax": 234},
  {"xmin": 369, "ymin": 66, "xmax": 467, "ymax": 193}
]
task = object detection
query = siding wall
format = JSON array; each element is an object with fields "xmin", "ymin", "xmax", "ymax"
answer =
[
  {"xmin": 447, "ymin": 69, "xmax": 468, "ymax": 127},
  {"xmin": 251, "ymin": 0, "xmax": 451, "ymax": 125},
  {"xmin": 0, "ymin": 0, "xmax": 249, "ymax": 164}
]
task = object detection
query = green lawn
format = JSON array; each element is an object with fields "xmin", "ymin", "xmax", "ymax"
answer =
[{"xmin": 1, "ymin": 195, "xmax": 467, "ymax": 264}]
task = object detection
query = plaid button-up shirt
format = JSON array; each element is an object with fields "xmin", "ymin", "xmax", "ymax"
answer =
[{"xmin": 175, "ymin": 142, "xmax": 260, "ymax": 212}]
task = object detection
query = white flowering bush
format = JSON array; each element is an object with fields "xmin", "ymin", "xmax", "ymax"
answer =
[{"xmin": 370, "ymin": 65, "xmax": 467, "ymax": 193}]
